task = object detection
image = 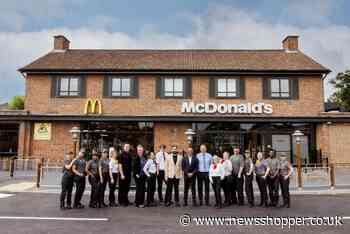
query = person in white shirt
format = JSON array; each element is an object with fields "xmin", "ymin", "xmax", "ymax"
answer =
[
  {"xmin": 143, "ymin": 152, "xmax": 158, "ymax": 207},
  {"xmin": 155, "ymin": 144, "xmax": 168, "ymax": 203},
  {"xmin": 108, "ymin": 149, "xmax": 119, "ymax": 207},
  {"xmin": 221, "ymin": 151, "xmax": 233, "ymax": 206},
  {"xmin": 209, "ymin": 156, "xmax": 225, "ymax": 209}
]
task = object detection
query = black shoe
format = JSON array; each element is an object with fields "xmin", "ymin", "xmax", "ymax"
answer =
[
  {"xmin": 192, "ymin": 201, "xmax": 197, "ymax": 207},
  {"xmin": 183, "ymin": 202, "xmax": 188, "ymax": 207},
  {"xmin": 66, "ymin": 205, "xmax": 72, "ymax": 210},
  {"xmin": 199, "ymin": 201, "xmax": 203, "ymax": 206},
  {"xmin": 109, "ymin": 203, "xmax": 118, "ymax": 207},
  {"xmin": 137, "ymin": 204, "xmax": 145, "ymax": 208},
  {"xmin": 165, "ymin": 202, "xmax": 171, "ymax": 207},
  {"xmin": 249, "ymin": 204, "xmax": 254, "ymax": 208},
  {"xmin": 175, "ymin": 202, "xmax": 181, "ymax": 207}
]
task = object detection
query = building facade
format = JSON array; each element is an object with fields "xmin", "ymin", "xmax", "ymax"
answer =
[{"xmin": 7, "ymin": 35, "xmax": 350, "ymax": 164}]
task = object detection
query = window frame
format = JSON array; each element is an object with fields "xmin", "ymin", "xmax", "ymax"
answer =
[
  {"xmin": 54, "ymin": 76, "xmax": 83, "ymax": 98},
  {"xmin": 111, "ymin": 77, "xmax": 132, "ymax": 97},
  {"xmin": 104, "ymin": 76, "xmax": 138, "ymax": 98},
  {"xmin": 159, "ymin": 77, "xmax": 186, "ymax": 98},
  {"xmin": 269, "ymin": 78, "xmax": 291, "ymax": 99},
  {"xmin": 215, "ymin": 77, "xmax": 239, "ymax": 98}
]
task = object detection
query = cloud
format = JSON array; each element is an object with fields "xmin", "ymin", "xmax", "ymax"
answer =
[
  {"xmin": 0, "ymin": 4, "xmax": 349, "ymax": 102},
  {"xmin": 0, "ymin": 0, "xmax": 86, "ymax": 31}
]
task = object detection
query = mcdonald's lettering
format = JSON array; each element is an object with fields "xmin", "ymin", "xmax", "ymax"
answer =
[{"xmin": 84, "ymin": 98, "xmax": 102, "ymax": 114}]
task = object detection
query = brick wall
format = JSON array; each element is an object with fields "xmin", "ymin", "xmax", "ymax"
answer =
[
  {"xmin": 25, "ymin": 75, "xmax": 324, "ymax": 117},
  {"xmin": 28, "ymin": 122, "xmax": 79, "ymax": 161},
  {"xmin": 154, "ymin": 122, "xmax": 192, "ymax": 152}
]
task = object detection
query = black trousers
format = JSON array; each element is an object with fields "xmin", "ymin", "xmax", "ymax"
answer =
[
  {"xmin": 267, "ymin": 175, "xmax": 279, "ymax": 206},
  {"xmin": 157, "ymin": 170, "xmax": 165, "ymax": 202},
  {"xmin": 256, "ymin": 175, "xmax": 268, "ymax": 206},
  {"xmin": 118, "ymin": 175, "xmax": 131, "ymax": 205},
  {"xmin": 183, "ymin": 174, "xmax": 196, "ymax": 204},
  {"xmin": 279, "ymin": 175, "xmax": 290, "ymax": 206},
  {"xmin": 146, "ymin": 174, "xmax": 156, "ymax": 205},
  {"xmin": 73, "ymin": 175, "xmax": 86, "ymax": 206},
  {"xmin": 88, "ymin": 175, "xmax": 99, "ymax": 206},
  {"xmin": 99, "ymin": 172, "xmax": 109, "ymax": 204},
  {"xmin": 60, "ymin": 174, "xmax": 74, "ymax": 206},
  {"xmin": 109, "ymin": 172, "xmax": 119, "ymax": 205},
  {"xmin": 231, "ymin": 174, "xmax": 244, "ymax": 205},
  {"xmin": 222, "ymin": 175, "xmax": 233, "ymax": 205},
  {"xmin": 165, "ymin": 178, "xmax": 180, "ymax": 204},
  {"xmin": 212, "ymin": 177, "xmax": 222, "ymax": 207},
  {"xmin": 244, "ymin": 174, "xmax": 254, "ymax": 206},
  {"xmin": 135, "ymin": 175, "xmax": 146, "ymax": 206},
  {"xmin": 197, "ymin": 172, "xmax": 210, "ymax": 205}
]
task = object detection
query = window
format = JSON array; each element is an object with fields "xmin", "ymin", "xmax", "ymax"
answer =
[
  {"xmin": 163, "ymin": 78, "xmax": 184, "ymax": 97},
  {"xmin": 270, "ymin": 78, "xmax": 290, "ymax": 98},
  {"xmin": 217, "ymin": 78, "xmax": 238, "ymax": 97},
  {"xmin": 58, "ymin": 76, "xmax": 80, "ymax": 96},
  {"xmin": 111, "ymin": 77, "xmax": 131, "ymax": 96},
  {"xmin": 103, "ymin": 76, "xmax": 138, "ymax": 98}
]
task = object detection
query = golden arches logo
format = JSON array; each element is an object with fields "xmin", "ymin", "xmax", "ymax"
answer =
[{"xmin": 84, "ymin": 98, "xmax": 102, "ymax": 114}]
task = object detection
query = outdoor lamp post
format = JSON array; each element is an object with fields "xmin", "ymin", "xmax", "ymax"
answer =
[
  {"xmin": 184, "ymin": 128, "xmax": 196, "ymax": 147},
  {"xmin": 69, "ymin": 126, "xmax": 81, "ymax": 157},
  {"xmin": 292, "ymin": 130, "xmax": 304, "ymax": 190}
]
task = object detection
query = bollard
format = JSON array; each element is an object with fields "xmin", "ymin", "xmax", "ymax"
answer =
[
  {"xmin": 40, "ymin": 157, "xmax": 45, "ymax": 178},
  {"xmin": 330, "ymin": 163, "xmax": 335, "ymax": 189},
  {"xmin": 36, "ymin": 160, "xmax": 42, "ymax": 188},
  {"xmin": 9, "ymin": 158, "xmax": 15, "ymax": 178}
]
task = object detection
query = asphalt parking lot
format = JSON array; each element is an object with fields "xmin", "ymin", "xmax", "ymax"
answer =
[{"xmin": 0, "ymin": 192, "xmax": 349, "ymax": 234}]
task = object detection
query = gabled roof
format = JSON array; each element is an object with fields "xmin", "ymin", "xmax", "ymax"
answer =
[{"xmin": 19, "ymin": 49, "xmax": 330, "ymax": 74}]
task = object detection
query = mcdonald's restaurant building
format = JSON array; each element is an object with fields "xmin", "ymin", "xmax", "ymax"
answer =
[{"xmin": 3, "ymin": 35, "xmax": 350, "ymax": 164}]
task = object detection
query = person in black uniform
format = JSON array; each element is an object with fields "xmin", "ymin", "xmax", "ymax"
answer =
[
  {"xmin": 98, "ymin": 149, "xmax": 110, "ymax": 207},
  {"xmin": 118, "ymin": 143, "xmax": 133, "ymax": 206},
  {"xmin": 60, "ymin": 151, "xmax": 76, "ymax": 209},
  {"xmin": 182, "ymin": 147, "xmax": 199, "ymax": 206},
  {"xmin": 133, "ymin": 144, "xmax": 147, "ymax": 208},
  {"xmin": 279, "ymin": 153, "xmax": 293, "ymax": 208},
  {"xmin": 267, "ymin": 150, "xmax": 280, "ymax": 207},
  {"xmin": 230, "ymin": 147, "xmax": 245, "ymax": 205},
  {"xmin": 72, "ymin": 150, "xmax": 87, "ymax": 209},
  {"xmin": 243, "ymin": 150, "xmax": 255, "ymax": 207},
  {"xmin": 85, "ymin": 150, "xmax": 100, "ymax": 208}
]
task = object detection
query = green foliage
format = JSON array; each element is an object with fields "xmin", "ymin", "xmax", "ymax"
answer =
[
  {"xmin": 8, "ymin": 96, "xmax": 25, "ymax": 110},
  {"xmin": 329, "ymin": 70, "xmax": 350, "ymax": 111}
]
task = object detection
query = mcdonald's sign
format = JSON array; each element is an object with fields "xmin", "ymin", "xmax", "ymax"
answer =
[{"xmin": 84, "ymin": 98, "xmax": 102, "ymax": 114}]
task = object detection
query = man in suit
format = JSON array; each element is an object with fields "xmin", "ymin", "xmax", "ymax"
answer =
[
  {"xmin": 182, "ymin": 147, "xmax": 199, "ymax": 206},
  {"xmin": 164, "ymin": 145, "xmax": 183, "ymax": 207}
]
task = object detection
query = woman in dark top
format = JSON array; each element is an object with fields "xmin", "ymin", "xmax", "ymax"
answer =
[
  {"xmin": 98, "ymin": 150, "xmax": 110, "ymax": 207},
  {"xmin": 60, "ymin": 151, "xmax": 75, "ymax": 209},
  {"xmin": 118, "ymin": 143, "xmax": 133, "ymax": 206},
  {"xmin": 86, "ymin": 151, "xmax": 100, "ymax": 208}
]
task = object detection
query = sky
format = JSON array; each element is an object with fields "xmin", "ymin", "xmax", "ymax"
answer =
[{"xmin": 0, "ymin": 0, "xmax": 349, "ymax": 102}]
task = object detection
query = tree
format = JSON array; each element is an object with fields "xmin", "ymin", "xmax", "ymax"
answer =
[
  {"xmin": 329, "ymin": 70, "xmax": 350, "ymax": 111},
  {"xmin": 8, "ymin": 96, "xmax": 25, "ymax": 110}
]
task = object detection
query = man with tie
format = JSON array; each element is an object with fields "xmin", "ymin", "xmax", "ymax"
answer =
[
  {"xmin": 155, "ymin": 144, "xmax": 168, "ymax": 203},
  {"xmin": 196, "ymin": 144, "xmax": 213, "ymax": 206},
  {"xmin": 182, "ymin": 147, "xmax": 199, "ymax": 206}
]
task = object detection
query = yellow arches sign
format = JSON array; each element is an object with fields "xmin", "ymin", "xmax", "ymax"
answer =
[{"xmin": 84, "ymin": 98, "xmax": 102, "ymax": 114}]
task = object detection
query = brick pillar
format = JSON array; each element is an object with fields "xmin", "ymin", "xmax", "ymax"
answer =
[{"xmin": 17, "ymin": 121, "xmax": 32, "ymax": 158}]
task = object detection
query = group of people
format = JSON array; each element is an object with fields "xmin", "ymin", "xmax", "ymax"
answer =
[{"xmin": 60, "ymin": 143, "xmax": 293, "ymax": 210}]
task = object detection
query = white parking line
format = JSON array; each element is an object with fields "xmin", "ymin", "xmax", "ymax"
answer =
[
  {"xmin": 0, "ymin": 216, "xmax": 108, "ymax": 221},
  {"xmin": 0, "ymin": 193, "xmax": 15, "ymax": 198}
]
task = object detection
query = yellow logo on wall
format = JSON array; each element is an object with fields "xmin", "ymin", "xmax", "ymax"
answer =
[
  {"xmin": 34, "ymin": 123, "xmax": 52, "ymax": 140},
  {"xmin": 84, "ymin": 98, "xmax": 102, "ymax": 114}
]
